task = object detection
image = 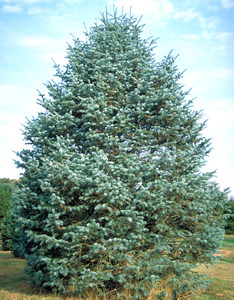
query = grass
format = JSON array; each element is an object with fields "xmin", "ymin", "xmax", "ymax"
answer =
[
  {"xmin": 196, "ymin": 235, "xmax": 234, "ymax": 300},
  {"xmin": 0, "ymin": 236, "xmax": 233, "ymax": 300},
  {"xmin": 0, "ymin": 251, "xmax": 45, "ymax": 300},
  {"xmin": 222, "ymin": 235, "xmax": 234, "ymax": 249}
]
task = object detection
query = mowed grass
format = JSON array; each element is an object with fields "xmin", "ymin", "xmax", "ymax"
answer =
[
  {"xmin": 0, "ymin": 236, "xmax": 233, "ymax": 300},
  {"xmin": 0, "ymin": 250, "xmax": 93, "ymax": 300},
  {"xmin": 196, "ymin": 235, "xmax": 234, "ymax": 300}
]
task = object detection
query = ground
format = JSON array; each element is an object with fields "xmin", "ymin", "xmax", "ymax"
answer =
[{"xmin": 0, "ymin": 236, "xmax": 233, "ymax": 299}]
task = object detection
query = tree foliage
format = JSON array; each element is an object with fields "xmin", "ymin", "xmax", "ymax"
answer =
[
  {"xmin": 225, "ymin": 197, "xmax": 234, "ymax": 235},
  {"xmin": 0, "ymin": 178, "xmax": 14, "ymax": 224},
  {"xmin": 1, "ymin": 209, "xmax": 14, "ymax": 251},
  {"xmin": 0, "ymin": 179, "xmax": 19, "ymax": 252},
  {"xmin": 13, "ymin": 10, "xmax": 229, "ymax": 299}
]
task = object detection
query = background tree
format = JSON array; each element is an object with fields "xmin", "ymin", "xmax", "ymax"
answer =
[
  {"xmin": 0, "ymin": 179, "xmax": 19, "ymax": 252},
  {"xmin": 225, "ymin": 196, "xmax": 234, "ymax": 235},
  {"xmin": 0, "ymin": 178, "xmax": 14, "ymax": 225},
  {"xmin": 13, "ymin": 10, "xmax": 229, "ymax": 299},
  {"xmin": 1, "ymin": 209, "xmax": 14, "ymax": 251}
]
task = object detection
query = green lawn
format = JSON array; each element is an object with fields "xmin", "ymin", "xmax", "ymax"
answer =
[
  {"xmin": 0, "ymin": 236, "xmax": 233, "ymax": 299},
  {"xmin": 196, "ymin": 235, "xmax": 234, "ymax": 300},
  {"xmin": 222, "ymin": 235, "xmax": 234, "ymax": 248}
]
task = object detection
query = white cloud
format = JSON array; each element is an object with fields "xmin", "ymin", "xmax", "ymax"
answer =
[
  {"xmin": 208, "ymin": 4, "xmax": 220, "ymax": 11},
  {"xmin": 211, "ymin": 44, "xmax": 227, "ymax": 55},
  {"xmin": 0, "ymin": 112, "xmax": 25, "ymax": 179},
  {"xmin": 27, "ymin": 6, "xmax": 43, "ymax": 14},
  {"xmin": 184, "ymin": 68, "xmax": 234, "ymax": 83},
  {"xmin": 173, "ymin": 8, "xmax": 198, "ymax": 22},
  {"xmin": 0, "ymin": 113, "xmax": 24, "ymax": 138},
  {"xmin": 173, "ymin": 8, "xmax": 218, "ymax": 30},
  {"xmin": 0, "ymin": 84, "xmax": 42, "ymax": 114},
  {"xmin": 201, "ymin": 30, "xmax": 213, "ymax": 39},
  {"xmin": 63, "ymin": 0, "xmax": 83, "ymax": 3},
  {"xmin": 2, "ymin": 4, "xmax": 22, "ymax": 12},
  {"xmin": 199, "ymin": 16, "xmax": 218, "ymax": 30},
  {"xmin": 0, "ymin": 154, "xmax": 21, "ymax": 179},
  {"xmin": 110, "ymin": 0, "xmax": 174, "ymax": 23},
  {"xmin": 202, "ymin": 98, "xmax": 234, "ymax": 192},
  {"xmin": 221, "ymin": 0, "xmax": 234, "ymax": 8},
  {"xmin": 0, "ymin": 85, "xmax": 42, "ymax": 180},
  {"xmin": 0, "ymin": 0, "xmax": 48, "ymax": 4},
  {"xmin": 204, "ymin": 99, "xmax": 234, "ymax": 130},
  {"xmin": 217, "ymin": 31, "xmax": 233, "ymax": 41},
  {"xmin": 20, "ymin": 35, "xmax": 55, "ymax": 47},
  {"xmin": 180, "ymin": 68, "xmax": 234, "ymax": 99},
  {"xmin": 36, "ymin": 52, "xmax": 68, "ymax": 65},
  {"xmin": 182, "ymin": 33, "xmax": 201, "ymax": 40},
  {"xmin": 0, "ymin": 84, "xmax": 21, "ymax": 106},
  {"xmin": 17, "ymin": 35, "xmax": 68, "ymax": 64}
]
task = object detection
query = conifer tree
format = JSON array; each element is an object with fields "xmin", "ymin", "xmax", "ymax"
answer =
[
  {"xmin": 14, "ymin": 10, "xmax": 229, "ymax": 299},
  {"xmin": 0, "ymin": 179, "xmax": 14, "ymax": 224}
]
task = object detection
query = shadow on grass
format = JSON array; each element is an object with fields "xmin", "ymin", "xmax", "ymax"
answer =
[
  {"xmin": 197, "ymin": 278, "xmax": 234, "ymax": 300},
  {"xmin": 0, "ymin": 252, "xmax": 101, "ymax": 300},
  {"xmin": 0, "ymin": 252, "xmax": 28, "ymax": 293},
  {"xmin": 0, "ymin": 252, "xmax": 61, "ymax": 300}
]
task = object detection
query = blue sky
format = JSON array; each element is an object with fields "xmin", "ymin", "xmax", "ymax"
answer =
[{"xmin": 0, "ymin": 0, "xmax": 233, "ymax": 195}]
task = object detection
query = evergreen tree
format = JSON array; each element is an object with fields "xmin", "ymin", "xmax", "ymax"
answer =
[
  {"xmin": 225, "ymin": 196, "xmax": 234, "ymax": 234},
  {"xmin": 0, "ymin": 179, "xmax": 14, "ymax": 225},
  {"xmin": 14, "ymin": 10, "xmax": 229, "ymax": 299},
  {"xmin": 1, "ymin": 209, "xmax": 14, "ymax": 251}
]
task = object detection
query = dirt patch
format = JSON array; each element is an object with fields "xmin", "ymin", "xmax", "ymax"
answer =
[
  {"xmin": 197, "ymin": 263, "xmax": 234, "ymax": 281},
  {"xmin": 215, "ymin": 249, "xmax": 234, "ymax": 258},
  {"xmin": 215, "ymin": 293, "xmax": 225, "ymax": 297},
  {"xmin": 210, "ymin": 264, "xmax": 234, "ymax": 281}
]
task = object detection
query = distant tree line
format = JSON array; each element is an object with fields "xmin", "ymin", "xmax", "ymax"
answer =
[
  {"xmin": 0, "ymin": 178, "xmax": 17, "ymax": 224},
  {"xmin": 0, "ymin": 178, "xmax": 18, "ymax": 251},
  {"xmin": 225, "ymin": 196, "xmax": 234, "ymax": 235}
]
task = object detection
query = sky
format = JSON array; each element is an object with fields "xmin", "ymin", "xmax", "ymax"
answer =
[{"xmin": 0, "ymin": 0, "xmax": 233, "ymax": 196}]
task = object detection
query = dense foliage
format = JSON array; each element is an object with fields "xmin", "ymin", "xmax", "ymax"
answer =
[
  {"xmin": 1, "ymin": 209, "xmax": 14, "ymax": 251},
  {"xmin": 0, "ymin": 178, "xmax": 15, "ymax": 225},
  {"xmin": 13, "ymin": 10, "xmax": 229, "ymax": 299},
  {"xmin": 0, "ymin": 179, "xmax": 19, "ymax": 252},
  {"xmin": 225, "ymin": 197, "xmax": 234, "ymax": 235}
]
